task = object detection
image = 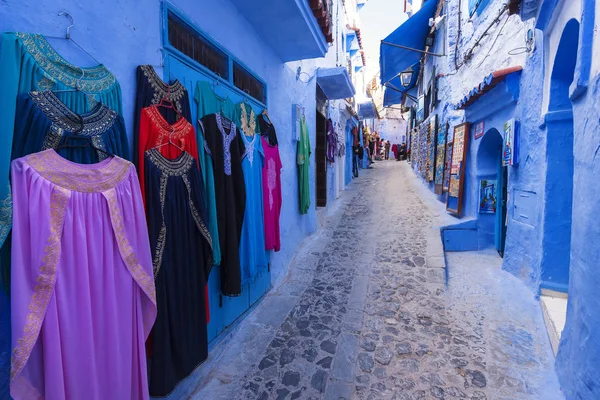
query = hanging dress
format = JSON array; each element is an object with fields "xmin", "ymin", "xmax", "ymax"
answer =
[
  {"xmin": 133, "ymin": 65, "xmax": 191, "ymax": 167},
  {"xmin": 200, "ymin": 113, "xmax": 246, "ymax": 296},
  {"xmin": 194, "ymin": 81, "xmax": 236, "ymax": 268},
  {"xmin": 13, "ymin": 90, "xmax": 129, "ymax": 162},
  {"xmin": 258, "ymin": 113, "xmax": 278, "ymax": 147},
  {"xmin": 297, "ymin": 116, "xmax": 311, "ymax": 214},
  {"xmin": 239, "ymin": 133, "xmax": 268, "ymax": 284},
  {"xmin": 144, "ymin": 149, "xmax": 212, "ymax": 397},
  {"xmin": 235, "ymin": 102, "xmax": 259, "ymax": 137},
  {"xmin": 10, "ymin": 149, "xmax": 156, "ymax": 400},
  {"xmin": 137, "ymin": 105, "xmax": 199, "ymax": 205},
  {"xmin": 136, "ymin": 105, "xmax": 212, "ymax": 323},
  {"xmin": 262, "ymin": 136, "xmax": 283, "ymax": 252},
  {"xmin": 0, "ymin": 32, "xmax": 123, "ymax": 248}
]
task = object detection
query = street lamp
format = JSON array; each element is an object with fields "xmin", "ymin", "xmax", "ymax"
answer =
[{"xmin": 400, "ymin": 66, "xmax": 414, "ymax": 88}]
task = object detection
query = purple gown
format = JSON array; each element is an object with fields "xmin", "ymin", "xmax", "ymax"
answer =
[{"xmin": 10, "ymin": 149, "xmax": 157, "ymax": 400}]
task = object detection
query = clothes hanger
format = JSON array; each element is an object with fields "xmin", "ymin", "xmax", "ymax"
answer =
[
  {"xmin": 45, "ymin": 11, "xmax": 102, "ymax": 66},
  {"xmin": 261, "ymin": 109, "xmax": 273, "ymax": 125},
  {"xmin": 154, "ymin": 48, "xmax": 176, "ymax": 83},
  {"xmin": 152, "ymin": 126, "xmax": 185, "ymax": 152},
  {"xmin": 155, "ymin": 86, "xmax": 185, "ymax": 120},
  {"xmin": 54, "ymin": 135, "xmax": 113, "ymax": 158}
]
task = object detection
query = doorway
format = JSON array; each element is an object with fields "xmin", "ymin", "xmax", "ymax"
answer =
[
  {"xmin": 476, "ymin": 128, "xmax": 506, "ymax": 253},
  {"xmin": 540, "ymin": 19, "xmax": 579, "ymax": 293},
  {"xmin": 316, "ymin": 110, "xmax": 327, "ymax": 207}
]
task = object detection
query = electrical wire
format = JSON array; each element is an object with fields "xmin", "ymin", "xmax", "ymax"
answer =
[{"xmin": 476, "ymin": 13, "xmax": 510, "ymax": 68}]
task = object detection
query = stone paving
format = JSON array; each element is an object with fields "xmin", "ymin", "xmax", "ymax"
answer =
[{"xmin": 190, "ymin": 161, "xmax": 562, "ymax": 400}]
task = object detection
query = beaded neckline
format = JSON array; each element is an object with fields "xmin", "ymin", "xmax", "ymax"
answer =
[
  {"xmin": 16, "ymin": 33, "xmax": 117, "ymax": 92},
  {"xmin": 140, "ymin": 65, "xmax": 186, "ymax": 98},
  {"xmin": 145, "ymin": 148, "xmax": 194, "ymax": 176},
  {"xmin": 29, "ymin": 91, "xmax": 117, "ymax": 136},
  {"xmin": 145, "ymin": 105, "xmax": 191, "ymax": 134}
]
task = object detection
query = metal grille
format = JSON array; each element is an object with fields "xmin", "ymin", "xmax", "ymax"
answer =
[
  {"xmin": 233, "ymin": 62, "xmax": 266, "ymax": 104},
  {"xmin": 167, "ymin": 11, "xmax": 229, "ymax": 79}
]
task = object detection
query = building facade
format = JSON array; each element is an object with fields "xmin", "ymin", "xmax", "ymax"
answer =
[
  {"xmin": 0, "ymin": 0, "xmax": 369, "ymax": 398},
  {"xmin": 382, "ymin": 0, "xmax": 600, "ymax": 397}
]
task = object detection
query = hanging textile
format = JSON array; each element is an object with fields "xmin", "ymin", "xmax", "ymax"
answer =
[
  {"xmin": 297, "ymin": 116, "xmax": 311, "ymax": 215},
  {"xmin": 258, "ymin": 113, "xmax": 278, "ymax": 146},
  {"xmin": 239, "ymin": 134, "xmax": 268, "ymax": 283},
  {"xmin": 235, "ymin": 102, "xmax": 259, "ymax": 137},
  {"xmin": 144, "ymin": 149, "xmax": 211, "ymax": 397},
  {"xmin": 13, "ymin": 91, "xmax": 129, "ymax": 162},
  {"xmin": 0, "ymin": 32, "xmax": 123, "ymax": 248},
  {"xmin": 262, "ymin": 136, "xmax": 283, "ymax": 252},
  {"xmin": 326, "ymin": 118, "xmax": 337, "ymax": 163},
  {"xmin": 199, "ymin": 113, "xmax": 246, "ymax": 296},
  {"xmin": 194, "ymin": 81, "xmax": 237, "ymax": 268},
  {"xmin": 10, "ymin": 149, "xmax": 156, "ymax": 400},
  {"xmin": 134, "ymin": 65, "xmax": 191, "ymax": 167},
  {"xmin": 137, "ymin": 105, "xmax": 199, "ymax": 204}
]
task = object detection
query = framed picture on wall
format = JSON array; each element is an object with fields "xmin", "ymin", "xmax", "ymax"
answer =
[
  {"xmin": 478, "ymin": 179, "xmax": 497, "ymax": 213},
  {"xmin": 474, "ymin": 121, "xmax": 485, "ymax": 140},
  {"xmin": 446, "ymin": 122, "xmax": 470, "ymax": 215}
]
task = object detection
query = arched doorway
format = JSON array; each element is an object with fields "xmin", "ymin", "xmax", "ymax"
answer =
[
  {"xmin": 540, "ymin": 19, "xmax": 579, "ymax": 293},
  {"xmin": 476, "ymin": 128, "xmax": 507, "ymax": 255}
]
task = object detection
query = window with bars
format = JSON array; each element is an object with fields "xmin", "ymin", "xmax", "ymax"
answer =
[
  {"xmin": 233, "ymin": 62, "xmax": 266, "ymax": 104},
  {"xmin": 166, "ymin": 9, "xmax": 266, "ymax": 104}
]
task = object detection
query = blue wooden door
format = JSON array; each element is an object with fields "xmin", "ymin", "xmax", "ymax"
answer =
[{"xmin": 165, "ymin": 52, "xmax": 271, "ymax": 344}]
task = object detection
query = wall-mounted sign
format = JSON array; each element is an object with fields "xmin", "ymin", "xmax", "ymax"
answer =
[
  {"xmin": 434, "ymin": 122, "xmax": 448, "ymax": 194},
  {"xmin": 446, "ymin": 122, "xmax": 470, "ymax": 215},
  {"xmin": 479, "ymin": 179, "xmax": 497, "ymax": 213},
  {"xmin": 503, "ymin": 118, "xmax": 519, "ymax": 166},
  {"xmin": 474, "ymin": 121, "xmax": 485, "ymax": 140},
  {"xmin": 416, "ymin": 95, "xmax": 425, "ymax": 122}
]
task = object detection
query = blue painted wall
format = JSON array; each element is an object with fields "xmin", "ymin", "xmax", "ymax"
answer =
[{"xmin": 0, "ymin": 0, "xmax": 357, "ymax": 397}]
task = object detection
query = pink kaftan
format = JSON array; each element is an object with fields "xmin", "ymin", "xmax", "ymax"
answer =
[{"xmin": 261, "ymin": 137, "xmax": 282, "ymax": 252}]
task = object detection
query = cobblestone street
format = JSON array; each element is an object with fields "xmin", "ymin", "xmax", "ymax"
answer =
[{"xmin": 190, "ymin": 161, "xmax": 562, "ymax": 400}]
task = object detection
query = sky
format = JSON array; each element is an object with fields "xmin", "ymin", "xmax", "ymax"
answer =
[{"xmin": 358, "ymin": 0, "xmax": 413, "ymax": 82}]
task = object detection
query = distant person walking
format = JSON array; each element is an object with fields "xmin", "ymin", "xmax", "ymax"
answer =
[{"xmin": 385, "ymin": 140, "xmax": 391, "ymax": 160}]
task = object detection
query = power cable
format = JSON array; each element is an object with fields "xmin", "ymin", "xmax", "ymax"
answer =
[{"xmin": 476, "ymin": 13, "xmax": 509, "ymax": 68}]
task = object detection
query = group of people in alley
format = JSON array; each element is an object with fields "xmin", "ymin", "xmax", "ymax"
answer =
[{"xmin": 352, "ymin": 128, "xmax": 408, "ymax": 177}]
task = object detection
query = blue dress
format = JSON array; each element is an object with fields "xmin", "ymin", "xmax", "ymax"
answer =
[
  {"xmin": 239, "ymin": 133, "xmax": 268, "ymax": 283},
  {"xmin": 13, "ymin": 91, "xmax": 129, "ymax": 163}
]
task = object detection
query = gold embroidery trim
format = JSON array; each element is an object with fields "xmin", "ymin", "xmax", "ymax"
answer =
[
  {"xmin": 144, "ymin": 106, "xmax": 194, "ymax": 148},
  {"xmin": 27, "ymin": 150, "xmax": 130, "ymax": 193},
  {"xmin": 239, "ymin": 104, "xmax": 256, "ymax": 137},
  {"xmin": 182, "ymin": 173, "xmax": 213, "ymax": 256},
  {"xmin": 152, "ymin": 173, "xmax": 168, "ymax": 278},
  {"xmin": 103, "ymin": 189, "xmax": 156, "ymax": 305},
  {"xmin": 16, "ymin": 33, "xmax": 117, "ymax": 93},
  {"xmin": 10, "ymin": 186, "xmax": 71, "ymax": 382}
]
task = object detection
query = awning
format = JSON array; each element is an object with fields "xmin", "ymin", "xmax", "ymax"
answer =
[
  {"xmin": 379, "ymin": 0, "xmax": 437, "ymax": 85},
  {"xmin": 229, "ymin": 0, "xmax": 327, "ymax": 62},
  {"xmin": 358, "ymin": 102, "xmax": 376, "ymax": 120},
  {"xmin": 455, "ymin": 66, "xmax": 523, "ymax": 109},
  {"xmin": 317, "ymin": 67, "xmax": 356, "ymax": 100},
  {"xmin": 383, "ymin": 62, "xmax": 421, "ymax": 107}
]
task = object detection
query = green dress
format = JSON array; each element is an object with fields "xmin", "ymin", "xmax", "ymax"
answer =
[
  {"xmin": 297, "ymin": 116, "xmax": 311, "ymax": 214},
  {"xmin": 194, "ymin": 81, "xmax": 236, "ymax": 267}
]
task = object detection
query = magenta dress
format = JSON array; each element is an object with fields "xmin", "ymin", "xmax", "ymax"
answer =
[
  {"xmin": 261, "ymin": 137, "xmax": 283, "ymax": 252},
  {"xmin": 10, "ymin": 149, "xmax": 157, "ymax": 400}
]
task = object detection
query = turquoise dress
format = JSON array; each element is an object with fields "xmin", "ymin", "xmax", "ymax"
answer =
[
  {"xmin": 239, "ymin": 133, "xmax": 268, "ymax": 283},
  {"xmin": 194, "ymin": 81, "xmax": 236, "ymax": 267},
  {"xmin": 0, "ymin": 32, "xmax": 123, "ymax": 247}
]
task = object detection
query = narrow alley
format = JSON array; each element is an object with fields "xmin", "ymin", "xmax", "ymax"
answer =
[{"xmin": 190, "ymin": 161, "xmax": 562, "ymax": 400}]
